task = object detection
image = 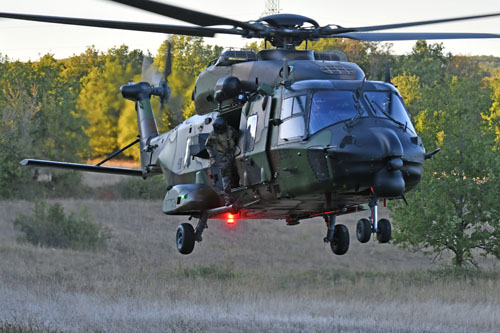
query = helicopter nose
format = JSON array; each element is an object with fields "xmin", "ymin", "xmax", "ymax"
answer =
[
  {"xmin": 356, "ymin": 127, "xmax": 403, "ymax": 159},
  {"xmin": 326, "ymin": 127, "xmax": 409, "ymax": 198}
]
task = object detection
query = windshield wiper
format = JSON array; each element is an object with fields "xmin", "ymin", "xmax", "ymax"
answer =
[
  {"xmin": 368, "ymin": 99, "xmax": 407, "ymax": 130},
  {"xmin": 346, "ymin": 76, "xmax": 366, "ymax": 128}
]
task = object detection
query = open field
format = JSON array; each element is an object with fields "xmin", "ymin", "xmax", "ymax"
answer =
[{"xmin": 1, "ymin": 199, "xmax": 499, "ymax": 332}]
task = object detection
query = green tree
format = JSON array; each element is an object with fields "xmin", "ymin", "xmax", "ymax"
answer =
[
  {"xmin": 484, "ymin": 67, "xmax": 500, "ymax": 147},
  {"xmin": 304, "ymin": 39, "xmax": 392, "ymax": 80},
  {"xmin": 0, "ymin": 81, "xmax": 40, "ymax": 198},
  {"xmin": 116, "ymin": 75, "xmax": 141, "ymax": 161},
  {"xmin": 154, "ymin": 36, "xmax": 222, "ymax": 123},
  {"xmin": 393, "ymin": 41, "xmax": 451, "ymax": 87},
  {"xmin": 392, "ymin": 73, "xmax": 422, "ymax": 116},
  {"xmin": 390, "ymin": 75, "xmax": 500, "ymax": 266},
  {"xmin": 78, "ymin": 46, "xmax": 143, "ymax": 158},
  {"xmin": 0, "ymin": 54, "xmax": 90, "ymax": 198}
]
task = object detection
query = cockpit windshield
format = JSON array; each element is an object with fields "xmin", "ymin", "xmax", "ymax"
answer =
[
  {"xmin": 309, "ymin": 90, "xmax": 367, "ymax": 134},
  {"xmin": 364, "ymin": 91, "xmax": 416, "ymax": 134}
]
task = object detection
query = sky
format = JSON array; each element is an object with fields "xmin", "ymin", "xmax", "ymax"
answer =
[{"xmin": 1, "ymin": 0, "xmax": 500, "ymax": 61}]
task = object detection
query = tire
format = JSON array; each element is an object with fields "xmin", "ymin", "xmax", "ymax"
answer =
[
  {"xmin": 176, "ymin": 223, "xmax": 196, "ymax": 255},
  {"xmin": 376, "ymin": 219, "xmax": 391, "ymax": 243},
  {"xmin": 330, "ymin": 224, "xmax": 350, "ymax": 255},
  {"xmin": 356, "ymin": 218, "xmax": 372, "ymax": 243}
]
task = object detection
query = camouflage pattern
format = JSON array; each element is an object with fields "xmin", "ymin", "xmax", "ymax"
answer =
[
  {"xmin": 205, "ymin": 125, "xmax": 239, "ymax": 205},
  {"xmin": 205, "ymin": 126, "xmax": 238, "ymax": 161},
  {"xmin": 116, "ymin": 53, "xmax": 424, "ymax": 221}
]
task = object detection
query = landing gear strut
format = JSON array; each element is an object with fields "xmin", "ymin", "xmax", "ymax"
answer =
[
  {"xmin": 176, "ymin": 211, "xmax": 208, "ymax": 255},
  {"xmin": 323, "ymin": 214, "xmax": 350, "ymax": 255},
  {"xmin": 355, "ymin": 199, "xmax": 392, "ymax": 244}
]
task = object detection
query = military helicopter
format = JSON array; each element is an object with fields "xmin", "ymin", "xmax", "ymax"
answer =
[{"xmin": 4, "ymin": 0, "xmax": 500, "ymax": 255}]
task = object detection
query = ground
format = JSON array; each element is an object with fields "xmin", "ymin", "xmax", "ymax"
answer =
[{"xmin": 0, "ymin": 199, "xmax": 499, "ymax": 332}]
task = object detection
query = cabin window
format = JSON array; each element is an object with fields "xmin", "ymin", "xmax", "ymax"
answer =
[
  {"xmin": 279, "ymin": 96, "xmax": 307, "ymax": 142},
  {"xmin": 279, "ymin": 116, "xmax": 305, "ymax": 141},
  {"xmin": 281, "ymin": 96, "xmax": 307, "ymax": 119},
  {"xmin": 244, "ymin": 114, "xmax": 258, "ymax": 152},
  {"xmin": 309, "ymin": 90, "xmax": 367, "ymax": 134},
  {"xmin": 364, "ymin": 92, "xmax": 416, "ymax": 134}
]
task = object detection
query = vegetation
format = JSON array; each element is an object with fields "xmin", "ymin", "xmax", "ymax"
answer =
[
  {"xmin": 1, "ymin": 38, "xmax": 500, "ymax": 265},
  {"xmin": 107, "ymin": 176, "xmax": 166, "ymax": 200},
  {"xmin": 13, "ymin": 201, "xmax": 111, "ymax": 251},
  {"xmin": 0, "ymin": 200, "xmax": 499, "ymax": 331},
  {"xmin": 389, "ymin": 41, "xmax": 500, "ymax": 266}
]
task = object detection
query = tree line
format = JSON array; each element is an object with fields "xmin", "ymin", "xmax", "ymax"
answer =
[{"xmin": 0, "ymin": 37, "xmax": 499, "ymax": 266}]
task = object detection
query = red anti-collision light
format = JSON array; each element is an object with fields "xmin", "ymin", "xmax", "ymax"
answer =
[{"xmin": 227, "ymin": 213, "xmax": 235, "ymax": 224}]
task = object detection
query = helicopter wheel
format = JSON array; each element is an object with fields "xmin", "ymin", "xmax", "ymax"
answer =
[
  {"xmin": 356, "ymin": 218, "xmax": 372, "ymax": 243},
  {"xmin": 376, "ymin": 219, "xmax": 392, "ymax": 243},
  {"xmin": 176, "ymin": 223, "xmax": 196, "ymax": 255},
  {"xmin": 330, "ymin": 224, "xmax": 350, "ymax": 255}
]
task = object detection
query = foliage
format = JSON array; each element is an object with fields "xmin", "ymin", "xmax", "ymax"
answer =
[
  {"xmin": 108, "ymin": 176, "xmax": 166, "ymax": 200},
  {"xmin": 392, "ymin": 73, "xmax": 422, "ymax": 115},
  {"xmin": 13, "ymin": 201, "xmax": 111, "ymax": 251},
  {"xmin": 78, "ymin": 45, "xmax": 143, "ymax": 158},
  {"xmin": 0, "ymin": 53, "xmax": 92, "ymax": 198},
  {"xmin": 484, "ymin": 67, "xmax": 500, "ymax": 147},
  {"xmin": 472, "ymin": 55, "xmax": 500, "ymax": 72},
  {"xmin": 301, "ymin": 38, "xmax": 393, "ymax": 80},
  {"xmin": 0, "ymin": 81, "xmax": 40, "ymax": 198},
  {"xmin": 392, "ymin": 41, "xmax": 451, "ymax": 87},
  {"xmin": 244, "ymin": 41, "xmax": 266, "ymax": 53},
  {"xmin": 390, "ymin": 46, "xmax": 500, "ymax": 266},
  {"xmin": 154, "ymin": 36, "xmax": 223, "ymax": 124}
]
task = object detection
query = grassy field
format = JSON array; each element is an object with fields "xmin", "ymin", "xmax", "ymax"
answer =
[{"xmin": 0, "ymin": 199, "xmax": 499, "ymax": 332}]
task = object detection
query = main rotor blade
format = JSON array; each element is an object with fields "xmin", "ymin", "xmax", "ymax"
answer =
[
  {"xmin": 107, "ymin": 0, "xmax": 261, "ymax": 31},
  {"xmin": 332, "ymin": 12, "xmax": 500, "ymax": 34},
  {"xmin": 0, "ymin": 12, "xmax": 242, "ymax": 37},
  {"xmin": 337, "ymin": 32, "xmax": 500, "ymax": 42}
]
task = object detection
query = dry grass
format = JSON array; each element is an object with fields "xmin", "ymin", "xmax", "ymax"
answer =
[{"xmin": 0, "ymin": 200, "xmax": 499, "ymax": 332}]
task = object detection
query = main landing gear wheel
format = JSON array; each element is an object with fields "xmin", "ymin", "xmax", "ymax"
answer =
[
  {"xmin": 176, "ymin": 223, "xmax": 196, "ymax": 254},
  {"xmin": 330, "ymin": 224, "xmax": 350, "ymax": 255},
  {"xmin": 376, "ymin": 218, "xmax": 392, "ymax": 243},
  {"xmin": 356, "ymin": 218, "xmax": 372, "ymax": 243}
]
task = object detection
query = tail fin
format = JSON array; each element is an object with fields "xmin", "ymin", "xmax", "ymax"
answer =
[{"xmin": 121, "ymin": 82, "xmax": 160, "ymax": 174}]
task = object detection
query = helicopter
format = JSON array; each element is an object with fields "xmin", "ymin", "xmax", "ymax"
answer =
[{"xmin": 3, "ymin": 0, "xmax": 500, "ymax": 255}]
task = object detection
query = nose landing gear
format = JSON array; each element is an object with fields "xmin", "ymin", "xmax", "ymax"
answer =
[
  {"xmin": 356, "ymin": 218, "xmax": 372, "ymax": 243},
  {"xmin": 356, "ymin": 199, "xmax": 392, "ymax": 244}
]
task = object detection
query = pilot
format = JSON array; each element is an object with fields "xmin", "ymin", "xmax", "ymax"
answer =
[{"xmin": 205, "ymin": 116, "xmax": 239, "ymax": 206}]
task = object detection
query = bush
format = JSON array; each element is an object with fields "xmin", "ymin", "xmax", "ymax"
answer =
[
  {"xmin": 109, "ymin": 176, "xmax": 166, "ymax": 200},
  {"xmin": 13, "ymin": 202, "xmax": 111, "ymax": 251}
]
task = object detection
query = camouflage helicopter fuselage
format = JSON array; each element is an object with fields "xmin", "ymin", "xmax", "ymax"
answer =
[{"xmin": 133, "ymin": 49, "xmax": 425, "ymax": 222}]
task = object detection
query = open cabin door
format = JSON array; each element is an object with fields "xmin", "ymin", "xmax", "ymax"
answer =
[{"xmin": 236, "ymin": 95, "xmax": 273, "ymax": 187}]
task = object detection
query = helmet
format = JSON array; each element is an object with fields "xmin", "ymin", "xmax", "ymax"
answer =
[{"xmin": 213, "ymin": 117, "xmax": 228, "ymax": 134}]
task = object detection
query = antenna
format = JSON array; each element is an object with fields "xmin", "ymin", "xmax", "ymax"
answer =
[{"xmin": 261, "ymin": 0, "xmax": 280, "ymax": 17}]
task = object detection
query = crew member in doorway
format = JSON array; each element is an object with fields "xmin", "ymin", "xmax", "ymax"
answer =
[{"xmin": 205, "ymin": 117, "xmax": 239, "ymax": 206}]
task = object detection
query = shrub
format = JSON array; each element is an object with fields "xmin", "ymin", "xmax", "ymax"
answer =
[
  {"xmin": 13, "ymin": 202, "xmax": 111, "ymax": 251},
  {"xmin": 109, "ymin": 176, "xmax": 166, "ymax": 200}
]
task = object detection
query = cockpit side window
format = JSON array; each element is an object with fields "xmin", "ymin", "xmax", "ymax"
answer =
[{"xmin": 279, "ymin": 96, "xmax": 307, "ymax": 142}]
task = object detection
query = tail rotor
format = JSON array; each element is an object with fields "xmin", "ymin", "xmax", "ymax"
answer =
[{"xmin": 139, "ymin": 36, "xmax": 172, "ymax": 110}]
